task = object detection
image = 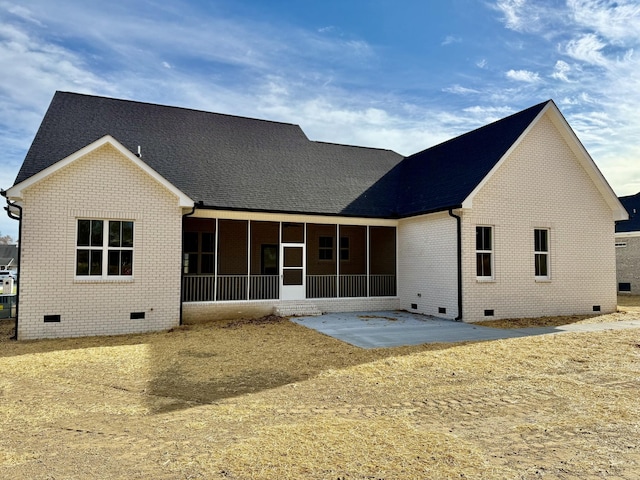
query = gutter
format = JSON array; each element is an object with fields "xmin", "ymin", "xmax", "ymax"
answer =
[
  {"xmin": 1, "ymin": 189, "xmax": 21, "ymax": 340},
  {"xmin": 180, "ymin": 202, "xmax": 198, "ymax": 325},
  {"xmin": 448, "ymin": 209, "xmax": 463, "ymax": 321}
]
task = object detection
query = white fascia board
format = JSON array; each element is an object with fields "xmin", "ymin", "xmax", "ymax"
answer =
[
  {"xmin": 6, "ymin": 135, "xmax": 194, "ymax": 208},
  {"xmin": 462, "ymin": 101, "xmax": 628, "ymax": 222},
  {"xmin": 615, "ymin": 231, "xmax": 640, "ymax": 238}
]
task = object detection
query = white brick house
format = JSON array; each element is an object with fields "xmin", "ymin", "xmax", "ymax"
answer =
[
  {"xmin": 615, "ymin": 192, "xmax": 640, "ymax": 295},
  {"xmin": 2, "ymin": 92, "xmax": 627, "ymax": 339}
]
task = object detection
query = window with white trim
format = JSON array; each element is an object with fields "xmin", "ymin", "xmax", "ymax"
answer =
[
  {"xmin": 476, "ymin": 226, "xmax": 493, "ymax": 278},
  {"xmin": 76, "ymin": 219, "xmax": 134, "ymax": 277},
  {"xmin": 534, "ymin": 228, "xmax": 549, "ymax": 279}
]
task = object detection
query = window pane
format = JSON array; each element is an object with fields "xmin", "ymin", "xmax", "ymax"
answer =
[
  {"xmin": 109, "ymin": 221, "xmax": 121, "ymax": 247},
  {"xmin": 77, "ymin": 250, "xmax": 89, "ymax": 275},
  {"xmin": 476, "ymin": 226, "xmax": 491, "ymax": 251},
  {"xmin": 319, "ymin": 250, "xmax": 333, "ymax": 260},
  {"xmin": 477, "ymin": 253, "xmax": 492, "ymax": 277},
  {"xmin": 77, "ymin": 220, "xmax": 91, "ymax": 246},
  {"xmin": 319, "ymin": 236, "xmax": 333, "ymax": 248},
  {"xmin": 121, "ymin": 250, "xmax": 133, "ymax": 275},
  {"xmin": 108, "ymin": 250, "xmax": 120, "ymax": 275},
  {"xmin": 201, "ymin": 253, "xmax": 214, "ymax": 274},
  {"xmin": 202, "ymin": 233, "xmax": 215, "ymax": 253},
  {"xmin": 91, "ymin": 220, "xmax": 103, "ymax": 247},
  {"xmin": 90, "ymin": 250, "xmax": 102, "ymax": 275},
  {"xmin": 122, "ymin": 222, "xmax": 134, "ymax": 248},
  {"xmin": 535, "ymin": 254, "xmax": 548, "ymax": 277},
  {"xmin": 186, "ymin": 253, "xmax": 198, "ymax": 274},
  {"xmin": 184, "ymin": 232, "xmax": 198, "ymax": 252}
]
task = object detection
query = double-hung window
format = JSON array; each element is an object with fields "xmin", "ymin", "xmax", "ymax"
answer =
[
  {"xmin": 76, "ymin": 219, "xmax": 134, "ymax": 278},
  {"xmin": 476, "ymin": 226, "xmax": 493, "ymax": 279},
  {"xmin": 318, "ymin": 236, "xmax": 333, "ymax": 260},
  {"xmin": 534, "ymin": 229, "xmax": 549, "ymax": 279}
]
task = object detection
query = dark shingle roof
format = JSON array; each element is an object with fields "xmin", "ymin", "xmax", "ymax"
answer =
[
  {"xmin": 14, "ymin": 92, "xmax": 551, "ymax": 218},
  {"xmin": 16, "ymin": 92, "xmax": 403, "ymax": 217},
  {"xmin": 616, "ymin": 193, "xmax": 640, "ymax": 232},
  {"xmin": 395, "ymin": 101, "xmax": 548, "ymax": 216}
]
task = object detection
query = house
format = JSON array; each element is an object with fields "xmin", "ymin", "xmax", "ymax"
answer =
[
  {"xmin": 0, "ymin": 244, "xmax": 18, "ymax": 271},
  {"xmin": 2, "ymin": 92, "xmax": 627, "ymax": 340},
  {"xmin": 615, "ymin": 192, "xmax": 640, "ymax": 294}
]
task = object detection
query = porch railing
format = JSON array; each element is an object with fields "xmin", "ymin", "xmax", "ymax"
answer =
[
  {"xmin": 249, "ymin": 275, "xmax": 279, "ymax": 300},
  {"xmin": 339, "ymin": 274, "xmax": 367, "ymax": 298},
  {"xmin": 306, "ymin": 275, "xmax": 337, "ymax": 298},
  {"xmin": 370, "ymin": 274, "xmax": 396, "ymax": 297},
  {"xmin": 182, "ymin": 274, "xmax": 278, "ymax": 302},
  {"xmin": 183, "ymin": 273, "xmax": 396, "ymax": 301}
]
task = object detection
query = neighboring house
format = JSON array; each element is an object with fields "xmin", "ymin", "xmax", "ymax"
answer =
[
  {"xmin": 0, "ymin": 244, "xmax": 18, "ymax": 271},
  {"xmin": 2, "ymin": 92, "xmax": 627, "ymax": 340},
  {"xmin": 615, "ymin": 192, "xmax": 640, "ymax": 294}
]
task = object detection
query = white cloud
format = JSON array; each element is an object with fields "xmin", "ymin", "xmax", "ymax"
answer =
[
  {"xmin": 442, "ymin": 84, "xmax": 479, "ymax": 95},
  {"xmin": 551, "ymin": 60, "xmax": 572, "ymax": 82},
  {"xmin": 564, "ymin": 33, "xmax": 609, "ymax": 66},
  {"xmin": 506, "ymin": 69, "xmax": 541, "ymax": 82},
  {"xmin": 493, "ymin": 0, "xmax": 529, "ymax": 31},
  {"xmin": 441, "ymin": 35, "xmax": 461, "ymax": 46},
  {"xmin": 568, "ymin": 0, "xmax": 640, "ymax": 44}
]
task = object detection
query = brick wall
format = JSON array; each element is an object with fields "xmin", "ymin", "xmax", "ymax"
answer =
[
  {"xmin": 17, "ymin": 143, "xmax": 183, "ymax": 339},
  {"xmin": 460, "ymin": 112, "xmax": 618, "ymax": 322},
  {"xmin": 398, "ymin": 212, "xmax": 459, "ymax": 319},
  {"xmin": 615, "ymin": 234, "xmax": 640, "ymax": 294},
  {"xmin": 182, "ymin": 297, "xmax": 400, "ymax": 324}
]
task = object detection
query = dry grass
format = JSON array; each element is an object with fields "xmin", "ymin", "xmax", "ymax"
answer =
[{"xmin": 1, "ymin": 300, "xmax": 639, "ymax": 479}]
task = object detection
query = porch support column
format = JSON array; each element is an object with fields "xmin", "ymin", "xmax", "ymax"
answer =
[
  {"xmin": 366, "ymin": 225, "xmax": 370, "ymax": 297},
  {"xmin": 247, "ymin": 220, "xmax": 251, "ymax": 300},
  {"xmin": 336, "ymin": 223, "xmax": 340, "ymax": 298},
  {"xmin": 214, "ymin": 218, "xmax": 219, "ymax": 302}
]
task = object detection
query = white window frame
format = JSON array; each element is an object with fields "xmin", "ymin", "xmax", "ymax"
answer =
[
  {"xmin": 534, "ymin": 228, "xmax": 550, "ymax": 280},
  {"xmin": 476, "ymin": 226, "xmax": 494, "ymax": 280},
  {"xmin": 75, "ymin": 219, "xmax": 134, "ymax": 280}
]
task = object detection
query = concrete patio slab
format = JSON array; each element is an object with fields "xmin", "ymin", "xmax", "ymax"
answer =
[{"xmin": 291, "ymin": 311, "xmax": 640, "ymax": 348}]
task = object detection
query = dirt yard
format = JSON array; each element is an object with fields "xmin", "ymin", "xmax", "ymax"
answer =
[{"xmin": 1, "ymin": 299, "xmax": 639, "ymax": 479}]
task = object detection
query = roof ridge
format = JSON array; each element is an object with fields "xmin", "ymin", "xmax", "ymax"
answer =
[
  {"xmin": 312, "ymin": 140, "xmax": 400, "ymax": 154},
  {"xmin": 54, "ymin": 91, "xmax": 305, "ymax": 131},
  {"xmin": 406, "ymin": 100, "xmax": 551, "ymax": 158}
]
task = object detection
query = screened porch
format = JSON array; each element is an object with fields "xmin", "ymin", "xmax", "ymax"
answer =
[{"xmin": 182, "ymin": 218, "xmax": 396, "ymax": 302}]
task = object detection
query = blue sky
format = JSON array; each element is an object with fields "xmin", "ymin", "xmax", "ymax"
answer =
[{"xmin": 1, "ymin": 0, "xmax": 640, "ymax": 240}]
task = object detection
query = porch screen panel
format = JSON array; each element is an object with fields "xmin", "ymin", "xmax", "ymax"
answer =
[
  {"xmin": 182, "ymin": 218, "xmax": 215, "ymax": 275},
  {"xmin": 250, "ymin": 221, "xmax": 280, "ymax": 300},
  {"xmin": 217, "ymin": 219, "xmax": 248, "ymax": 301},
  {"xmin": 369, "ymin": 226, "xmax": 397, "ymax": 296},
  {"xmin": 306, "ymin": 224, "xmax": 337, "ymax": 298},
  {"xmin": 182, "ymin": 218, "xmax": 216, "ymax": 302},
  {"xmin": 339, "ymin": 225, "xmax": 367, "ymax": 297}
]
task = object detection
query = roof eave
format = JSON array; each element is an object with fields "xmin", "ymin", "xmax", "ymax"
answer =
[{"xmin": 6, "ymin": 135, "xmax": 194, "ymax": 208}]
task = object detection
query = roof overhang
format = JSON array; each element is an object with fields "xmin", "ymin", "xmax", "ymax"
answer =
[
  {"xmin": 615, "ymin": 231, "xmax": 640, "ymax": 238},
  {"xmin": 6, "ymin": 135, "xmax": 194, "ymax": 208},
  {"xmin": 461, "ymin": 101, "xmax": 629, "ymax": 222}
]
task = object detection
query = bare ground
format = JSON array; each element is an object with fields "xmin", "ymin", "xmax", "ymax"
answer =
[{"xmin": 1, "ymin": 298, "xmax": 639, "ymax": 479}]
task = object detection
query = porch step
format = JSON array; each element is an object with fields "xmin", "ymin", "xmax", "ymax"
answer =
[{"xmin": 274, "ymin": 303, "xmax": 323, "ymax": 317}]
